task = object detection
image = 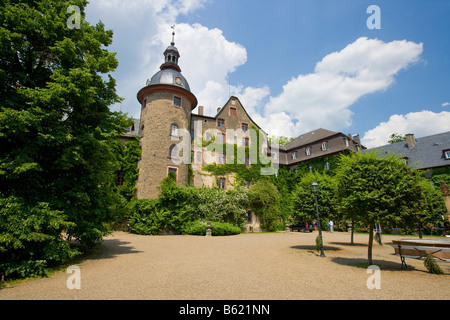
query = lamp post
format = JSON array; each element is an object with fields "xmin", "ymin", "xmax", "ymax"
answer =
[{"xmin": 311, "ymin": 181, "xmax": 325, "ymax": 257}]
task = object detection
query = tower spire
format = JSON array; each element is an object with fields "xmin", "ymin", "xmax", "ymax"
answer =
[{"xmin": 171, "ymin": 25, "xmax": 175, "ymax": 46}]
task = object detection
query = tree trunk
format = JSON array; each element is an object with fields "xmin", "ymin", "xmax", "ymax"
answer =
[
  {"xmin": 418, "ymin": 222, "xmax": 423, "ymax": 239},
  {"xmin": 368, "ymin": 223, "xmax": 374, "ymax": 266},
  {"xmin": 351, "ymin": 219, "xmax": 354, "ymax": 245}
]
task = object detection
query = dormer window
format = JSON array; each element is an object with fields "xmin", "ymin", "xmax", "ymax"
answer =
[
  {"xmin": 444, "ymin": 150, "xmax": 450, "ymax": 160},
  {"xmin": 291, "ymin": 151, "xmax": 297, "ymax": 160},
  {"xmin": 305, "ymin": 147, "xmax": 311, "ymax": 156},
  {"xmin": 321, "ymin": 142, "xmax": 328, "ymax": 151}
]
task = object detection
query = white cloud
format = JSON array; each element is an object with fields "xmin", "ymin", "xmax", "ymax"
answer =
[
  {"xmin": 442, "ymin": 102, "xmax": 450, "ymax": 107},
  {"xmin": 361, "ymin": 110, "xmax": 450, "ymax": 148},
  {"xmin": 85, "ymin": 1, "xmax": 258, "ymax": 119},
  {"xmin": 261, "ymin": 37, "xmax": 423, "ymax": 137}
]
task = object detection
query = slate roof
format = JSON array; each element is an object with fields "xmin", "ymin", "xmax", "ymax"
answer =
[{"xmin": 366, "ymin": 131, "xmax": 450, "ymax": 170}]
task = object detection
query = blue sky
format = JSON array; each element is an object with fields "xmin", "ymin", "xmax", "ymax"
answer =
[{"xmin": 85, "ymin": 0, "xmax": 450, "ymax": 147}]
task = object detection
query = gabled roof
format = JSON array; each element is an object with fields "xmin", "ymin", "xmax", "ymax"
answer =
[
  {"xmin": 214, "ymin": 96, "xmax": 267, "ymax": 135},
  {"xmin": 366, "ymin": 131, "xmax": 450, "ymax": 170},
  {"xmin": 282, "ymin": 128, "xmax": 340, "ymax": 151}
]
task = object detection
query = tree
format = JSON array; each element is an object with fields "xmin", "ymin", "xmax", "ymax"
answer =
[
  {"xmin": 248, "ymin": 179, "xmax": 281, "ymax": 231},
  {"xmin": 388, "ymin": 133, "xmax": 406, "ymax": 144},
  {"xmin": 292, "ymin": 172, "xmax": 339, "ymax": 226},
  {"xmin": 0, "ymin": 0, "xmax": 128, "ymax": 279},
  {"xmin": 336, "ymin": 151, "xmax": 424, "ymax": 265}
]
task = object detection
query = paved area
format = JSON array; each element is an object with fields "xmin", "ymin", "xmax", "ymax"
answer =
[{"xmin": 0, "ymin": 231, "xmax": 449, "ymax": 300}]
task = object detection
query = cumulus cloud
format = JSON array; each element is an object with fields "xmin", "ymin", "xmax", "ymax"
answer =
[
  {"xmin": 361, "ymin": 110, "xmax": 450, "ymax": 148},
  {"xmin": 262, "ymin": 37, "xmax": 423, "ymax": 137},
  {"xmin": 442, "ymin": 102, "xmax": 450, "ymax": 107}
]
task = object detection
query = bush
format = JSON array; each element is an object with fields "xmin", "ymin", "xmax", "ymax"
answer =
[
  {"xmin": 424, "ymin": 254, "xmax": 445, "ymax": 275},
  {"xmin": 182, "ymin": 220, "xmax": 241, "ymax": 236},
  {"xmin": 0, "ymin": 196, "xmax": 80, "ymax": 280}
]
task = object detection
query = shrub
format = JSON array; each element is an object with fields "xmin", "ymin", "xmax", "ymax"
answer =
[
  {"xmin": 424, "ymin": 254, "xmax": 445, "ymax": 275},
  {"xmin": 182, "ymin": 220, "xmax": 241, "ymax": 236}
]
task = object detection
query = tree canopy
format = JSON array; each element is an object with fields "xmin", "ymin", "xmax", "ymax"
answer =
[{"xmin": 0, "ymin": 0, "xmax": 130, "ymax": 279}]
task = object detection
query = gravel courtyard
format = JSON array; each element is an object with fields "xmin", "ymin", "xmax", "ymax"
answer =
[{"xmin": 1, "ymin": 231, "xmax": 449, "ymax": 300}]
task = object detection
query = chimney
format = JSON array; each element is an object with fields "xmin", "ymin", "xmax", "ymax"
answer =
[
  {"xmin": 217, "ymin": 107, "xmax": 221, "ymax": 113},
  {"xmin": 198, "ymin": 106, "xmax": 204, "ymax": 116},
  {"xmin": 405, "ymin": 133, "xmax": 416, "ymax": 148},
  {"xmin": 353, "ymin": 134, "xmax": 361, "ymax": 145}
]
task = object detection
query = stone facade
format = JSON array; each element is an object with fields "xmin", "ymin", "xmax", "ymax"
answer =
[
  {"xmin": 136, "ymin": 87, "xmax": 196, "ymax": 199},
  {"xmin": 190, "ymin": 96, "xmax": 267, "ymax": 189}
]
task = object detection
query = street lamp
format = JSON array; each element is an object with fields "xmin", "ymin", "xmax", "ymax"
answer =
[{"xmin": 311, "ymin": 181, "xmax": 325, "ymax": 257}]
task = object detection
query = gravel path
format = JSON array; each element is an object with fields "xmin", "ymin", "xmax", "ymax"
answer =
[{"xmin": 1, "ymin": 231, "xmax": 449, "ymax": 300}]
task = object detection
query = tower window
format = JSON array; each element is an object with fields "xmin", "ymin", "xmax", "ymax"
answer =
[
  {"xmin": 171, "ymin": 124, "xmax": 179, "ymax": 136},
  {"xmin": 169, "ymin": 145, "xmax": 178, "ymax": 159},
  {"xmin": 167, "ymin": 167, "xmax": 178, "ymax": 180},
  {"xmin": 173, "ymin": 96, "xmax": 181, "ymax": 107}
]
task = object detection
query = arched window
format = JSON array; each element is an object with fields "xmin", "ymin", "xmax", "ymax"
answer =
[
  {"xmin": 171, "ymin": 124, "xmax": 179, "ymax": 136},
  {"xmin": 169, "ymin": 145, "xmax": 178, "ymax": 159}
]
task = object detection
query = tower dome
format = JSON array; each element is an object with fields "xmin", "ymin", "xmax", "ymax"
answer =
[{"xmin": 137, "ymin": 28, "xmax": 197, "ymax": 109}]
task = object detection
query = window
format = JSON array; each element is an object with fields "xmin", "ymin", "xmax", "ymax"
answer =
[
  {"xmin": 321, "ymin": 141, "xmax": 328, "ymax": 151},
  {"xmin": 273, "ymin": 152, "xmax": 278, "ymax": 160},
  {"xmin": 173, "ymin": 96, "xmax": 181, "ymax": 107},
  {"xmin": 140, "ymin": 124, "xmax": 144, "ymax": 135},
  {"xmin": 217, "ymin": 133, "xmax": 225, "ymax": 143},
  {"xmin": 245, "ymin": 155, "xmax": 250, "ymax": 167},
  {"xmin": 171, "ymin": 124, "xmax": 179, "ymax": 136},
  {"xmin": 218, "ymin": 177, "xmax": 226, "ymax": 189},
  {"xmin": 244, "ymin": 180, "xmax": 251, "ymax": 188},
  {"xmin": 169, "ymin": 145, "xmax": 178, "ymax": 159},
  {"xmin": 444, "ymin": 150, "xmax": 450, "ymax": 160},
  {"xmin": 401, "ymin": 157, "xmax": 409, "ymax": 165},
  {"xmin": 325, "ymin": 162, "xmax": 330, "ymax": 170},
  {"xmin": 205, "ymin": 131, "xmax": 211, "ymax": 141},
  {"xmin": 230, "ymin": 107, "xmax": 237, "ymax": 117},
  {"xmin": 345, "ymin": 138, "xmax": 349, "ymax": 147},
  {"xmin": 241, "ymin": 123, "xmax": 248, "ymax": 132},
  {"xmin": 167, "ymin": 167, "xmax": 178, "ymax": 180},
  {"xmin": 243, "ymin": 137, "xmax": 249, "ymax": 147},
  {"xmin": 218, "ymin": 153, "xmax": 226, "ymax": 165},
  {"xmin": 196, "ymin": 151, "xmax": 202, "ymax": 164},
  {"xmin": 292, "ymin": 151, "xmax": 297, "ymax": 160},
  {"xmin": 142, "ymin": 98, "xmax": 147, "ymax": 110},
  {"xmin": 217, "ymin": 118, "xmax": 225, "ymax": 128},
  {"xmin": 305, "ymin": 147, "xmax": 311, "ymax": 156}
]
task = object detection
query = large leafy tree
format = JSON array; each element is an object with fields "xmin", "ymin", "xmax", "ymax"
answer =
[
  {"xmin": 336, "ymin": 151, "xmax": 427, "ymax": 265},
  {"xmin": 0, "ymin": 0, "xmax": 130, "ymax": 279},
  {"xmin": 292, "ymin": 172, "xmax": 339, "ymax": 225}
]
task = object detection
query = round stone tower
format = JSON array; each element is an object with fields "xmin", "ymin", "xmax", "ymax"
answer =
[{"xmin": 136, "ymin": 33, "xmax": 197, "ymax": 199}]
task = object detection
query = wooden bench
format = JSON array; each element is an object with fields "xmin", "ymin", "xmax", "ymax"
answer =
[{"xmin": 389, "ymin": 239, "xmax": 450, "ymax": 269}]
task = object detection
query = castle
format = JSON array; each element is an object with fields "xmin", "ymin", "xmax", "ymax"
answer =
[{"xmin": 133, "ymin": 34, "xmax": 364, "ymax": 200}]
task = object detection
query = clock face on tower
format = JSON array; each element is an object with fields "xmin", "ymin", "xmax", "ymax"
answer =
[{"xmin": 174, "ymin": 77, "xmax": 183, "ymax": 86}]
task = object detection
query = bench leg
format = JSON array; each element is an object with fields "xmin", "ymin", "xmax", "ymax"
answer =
[{"xmin": 398, "ymin": 245, "xmax": 407, "ymax": 270}]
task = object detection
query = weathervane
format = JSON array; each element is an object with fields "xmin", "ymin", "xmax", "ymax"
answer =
[{"xmin": 171, "ymin": 25, "xmax": 175, "ymax": 46}]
